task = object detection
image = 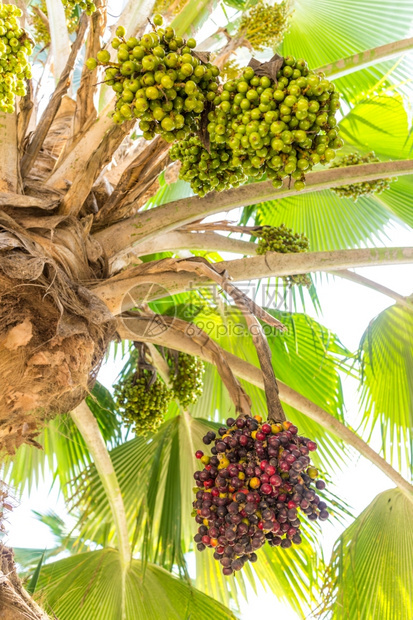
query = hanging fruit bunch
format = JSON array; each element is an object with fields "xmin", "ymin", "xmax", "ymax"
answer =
[
  {"xmin": 0, "ymin": 4, "xmax": 33, "ymax": 113},
  {"xmin": 207, "ymin": 56, "xmax": 342, "ymax": 192},
  {"xmin": 192, "ymin": 415, "xmax": 329, "ymax": 575},
  {"xmin": 239, "ymin": 0, "xmax": 292, "ymax": 52},
  {"xmin": 330, "ymin": 151, "xmax": 395, "ymax": 200},
  {"xmin": 62, "ymin": 0, "xmax": 96, "ymax": 15},
  {"xmin": 170, "ymin": 135, "xmax": 246, "ymax": 196},
  {"xmin": 255, "ymin": 224, "xmax": 312, "ymax": 288},
  {"xmin": 31, "ymin": 0, "xmax": 79, "ymax": 48},
  {"xmin": 168, "ymin": 351, "xmax": 205, "ymax": 408},
  {"xmin": 87, "ymin": 14, "xmax": 220, "ymax": 140},
  {"xmin": 114, "ymin": 345, "xmax": 172, "ymax": 436}
]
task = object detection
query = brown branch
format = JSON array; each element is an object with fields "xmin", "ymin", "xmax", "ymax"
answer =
[
  {"xmin": 94, "ymin": 159, "xmax": 413, "ymax": 259},
  {"xmin": 17, "ymin": 79, "xmax": 34, "ymax": 152},
  {"xmin": 20, "ymin": 13, "xmax": 89, "ymax": 179},
  {"xmin": 92, "ymin": 247, "xmax": 413, "ymax": 315},
  {"xmin": 116, "ymin": 315, "xmax": 413, "ymax": 504},
  {"xmin": 122, "ymin": 312, "xmax": 251, "ymax": 415},
  {"xmin": 58, "ymin": 120, "xmax": 135, "ymax": 216},
  {"xmin": 111, "ymin": 230, "xmax": 257, "ymax": 265},
  {"xmin": 93, "ymin": 136, "xmax": 170, "ymax": 229},
  {"xmin": 71, "ymin": 0, "xmax": 108, "ymax": 145},
  {"xmin": 130, "ymin": 256, "xmax": 286, "ymax": 330}
]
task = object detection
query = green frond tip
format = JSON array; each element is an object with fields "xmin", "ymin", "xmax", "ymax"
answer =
[
  {"xmin": 317, "ymin": 489, "xmax": 413, "ymax": 620},
  {"xmin": 358, "ymin": 304, "xmax": 413, "ymax": 470},
  {"xmin": 35, "ymin": 548, "xmax": 236, "ymax": 620}
]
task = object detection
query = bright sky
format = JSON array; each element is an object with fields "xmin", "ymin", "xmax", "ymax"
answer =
[{"xmin": 5, "ymin": 1, "xmax": 413, "ymax": 618}]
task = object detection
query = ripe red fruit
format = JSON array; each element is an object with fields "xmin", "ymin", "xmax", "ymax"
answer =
[
  {"xmin": 288, "ymin": 500, "xmax": 297, "ymax": 509},
  {"xmin": 260, "ymin": 460, "xmax": 268, "ymax": 470},
  {"xmin": 258, "ymin": 521, "xmax": 264, "ymax": 530},
  {"xmin": 216, "ymin": 546, "xmax": 225, "ymax": 554},
  {"xmin": 261, "ymin": 423, "xmax": 271, "ymax": 434},
  {"xmin": 204, "ymin": 479, "xmax": 214, "ymax": 488},
  {"xmin": 265, "ymin": 465, "xmax": 276, "ymax": 476},
  {"xmin": 202, "ymin": 535, "xmax": 211, "ymax": 545},
  {"xmin": 270, "ymin": 475, "xmax": 282, "ymax": 487},
  {"xmin": 261, "ymin": 483, "xmax": 272, "ymax": 495},
  {"xmin": 261, "ymin": 474, "xmax": 270, "ymax": 484},
  {"xmin": 239, "ymin": 435, "xmax": 248, "ymax": 446},
  {"xmin": 211, "ymin": 488, "xmax": 219, "ymax": 497},
  {"xmin": 289, "ymin": 425, "xmax": 298, "ymax": 434},
  {"xmin": 256, "ymin": 431, "xmax": 266, "ymax": 441},
  {"xmin": 195, "ymin": 450, "xmax": 204, "ymax": 459},
  {"xmin": 307, "ymin": 441, "xmax": 317, "ymax": 451}
]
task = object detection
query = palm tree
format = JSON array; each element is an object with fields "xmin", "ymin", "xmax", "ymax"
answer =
[{"xmin": 0, "ymin": 0, "xmax": 412, "ymax": 618}]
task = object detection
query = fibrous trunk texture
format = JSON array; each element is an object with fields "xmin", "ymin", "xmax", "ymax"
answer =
[
  {"xmin": 0, "ymin": 544, "xmax": 49, "ymax": 619},
  {"xmin": 0, "ymin": 210, "xmax": 114, "ymax": 455}
]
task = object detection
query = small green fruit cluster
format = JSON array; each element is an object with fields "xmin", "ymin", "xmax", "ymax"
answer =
[
  {"xmin": 31, "ymin": 0, "xmax": 78, "ymax": 47},
  {"xmin": 207, "ymin": 58, "xmax": 342, "ymax": 191},
  {"xmin": 256, "ymin": 224, "xmax": 311, "ymax": 288},
  {"xmin": 169, "ymin": 135, "xmax": 246, "ymax": 196},
  {"xmin": 169, "ymin": 352, "xmax": 205, "ymax": 408},
  {"xmin": 239, "ymin": 0, "xmax": 291, "ymax": 52},
  {"xmin": 87, "ymin": 15, "xmax": 220, "ymax": 141},
  {"xmin": 0, "ymin": 4, "xmax": 32, "ymax": 114},
  {"xmin": 330, "ymin": 151, "xmax": 394, "ymax": 200},
  {"xmin": 114, "ymin": 371, "xmax": 172, "ymax": 436},
  {"xmin": 62, "ymin": 0, "xmax": 96, "ymax": 15}
]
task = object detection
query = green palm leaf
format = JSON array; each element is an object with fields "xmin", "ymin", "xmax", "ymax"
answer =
[
  {"xmin": 281, "ymin": 0, "xmax": 413, "ymax": 103},
  {"xmin": 2, "ymin": 382, "xmax": 121, "ymax": 497},
  {"xmin": 340, "ymin": 94, "xmax": 413, "ymax": 159},
  {"xmin": 35, "ymin": 548, "xmax": 236, "ymax": 620},
  {"xmin": 358, "ymin": 304, "xmax": 413, "ymax": 472},
  {"xmin": 319, "ymin": 488, "xmax": 413, "ymax": 619},
  {"xmin": 257, "ymin": 188, "xmax": 396, "ymax": 251}
]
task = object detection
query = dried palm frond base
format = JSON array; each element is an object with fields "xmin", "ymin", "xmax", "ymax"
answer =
[
  {"xmin": 0, "ymin": 215, "xmax": 115, "ymax": 455},
  {"xmin": 0, "ymin": 544, "xmax": 49, "ymax": 620}
]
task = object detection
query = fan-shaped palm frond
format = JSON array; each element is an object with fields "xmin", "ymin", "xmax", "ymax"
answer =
[
  {"xmin": 318, "ymin": 488, "xmax": 413, "ymax": 619},
  {"xmin": 281, "ymin": 0, "xmax": 413, "ymax": 104},
  {"xmin": 358, "ymin": 304, "xmax": 413, "ymax": 472},
  {"xmin": 35, "ymin": 548, "xmax": 236, "ymax": 620},
  {"xmin": 2, "ymin": 383, "xmax": 121, "ymax": 497}
]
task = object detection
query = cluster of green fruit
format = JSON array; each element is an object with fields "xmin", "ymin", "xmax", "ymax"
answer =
[
  {"xmin": 31, "ymin": 0, "xmax": 78, "ymax": 48},
  {"xmin": 256, "ymin": 224, "xmax": 311, "ymax": 288},
  {"xmin": 62, "ymin": 0, "xmax": 96, "ymax": 15},
  {"xmin": 169, "ymin": 135, "xmax": 246, "ymax": 196},
  {"xmin": 239, "ymin": 0, "xmax": 291, "ymax": 51},
  {"xmin": 87, "ymin": 15, "xmax": 220, "ymax": 141},
  {"xmin": 115, "ymin": 351, "xmax": 205, "ymax": 435},
  {"xmin": 114, "ymin": 370, "xmax": 172, "ymax": 435},
  {"xmin": 169, "ymin": 351, "xmax": 205, "ymax": 408},
  {"xmin": 154, "ymin": 0, "xmax": 188, "ymax": 15},
  {"xmin": 207, "ymin": 58, "xmax": 342, "ymax": 191},
  {"xmin": 330, "ymin": 151, "xmax": 394, "ymax": 200},
  {"xmin": 0, "ymin": 4, "xmax": 32, "ymax": 114}
]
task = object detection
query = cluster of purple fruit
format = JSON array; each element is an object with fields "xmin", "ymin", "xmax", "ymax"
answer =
[{"xmin": 192, "ymin": 415, "xmax": 329, "ymax": 575}]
